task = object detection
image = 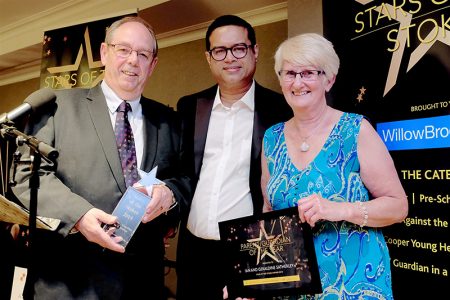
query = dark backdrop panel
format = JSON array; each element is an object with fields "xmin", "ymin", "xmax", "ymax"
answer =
[{"xmin": 323, "ymin": 0, "xmax": 450, "ymax": 298}]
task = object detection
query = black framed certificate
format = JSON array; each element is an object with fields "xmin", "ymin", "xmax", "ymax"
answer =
[{"xmin": 219, "ymin": 207, "xmax": 322, "ymax": 298}]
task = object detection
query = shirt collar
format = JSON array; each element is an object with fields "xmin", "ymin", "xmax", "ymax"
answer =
[
  {"xmin": 213, "ymin": 80, "xmax": 255, "ymax": 111},
  {"xmin": 101, "ymin": 81, "xmax": 141, "ymax": 114}
]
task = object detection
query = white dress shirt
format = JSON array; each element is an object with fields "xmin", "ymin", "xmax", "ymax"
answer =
[
  {"xmin": 187, "ymin": 82, "xmax": 255, "ymax": 240},
  {"xmin": 101, "ymin": 81, "xmax": 144, "ymax": 169}
]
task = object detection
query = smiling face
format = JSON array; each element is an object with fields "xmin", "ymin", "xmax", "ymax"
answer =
[
  {"xmin": 279, "ymin": 61, "xmax": 335, "ymax": 111},
  {"xmin": 205, "ymin": 25, "xmax": 258, "ymax": 92},
  {"xmin": 100, "ymin": 21, "xmax": 158, "ymax": 100}
]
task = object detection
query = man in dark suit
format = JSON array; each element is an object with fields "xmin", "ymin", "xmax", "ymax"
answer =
[
  {"xmin": 176, "ymin": 15, "xmax": 292, "ymax": 300},
  {"xmin": 12, "ymin": 16, "xmax": 190, "ymax": 299}
]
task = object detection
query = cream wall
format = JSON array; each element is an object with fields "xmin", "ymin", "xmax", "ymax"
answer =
[
  {"xmin": 0, "ymin": 0, "xmax": 323, "ymax": 112},
  {"xmin": 0, "ymin": 78, "xmax": 41, "ymax": 113},
  {"xmin": 0, "ymin": 0, "xmax": 323, "ymax": 110},
  {"xmin": 288, "ymin": 0, "xmax": 323, "ymax": 37}
]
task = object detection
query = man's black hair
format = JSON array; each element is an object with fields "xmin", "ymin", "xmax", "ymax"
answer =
[{"xmin": 205, "ymin": 15, "xmax": 256, "ymax": 51}]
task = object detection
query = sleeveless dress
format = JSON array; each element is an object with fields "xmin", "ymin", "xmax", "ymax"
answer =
[{"xmin": 263, "ymin": 113, "xmax": 393, "ymax": 300}]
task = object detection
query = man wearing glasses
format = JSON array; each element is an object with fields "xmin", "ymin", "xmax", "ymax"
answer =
[
  {"xmin": 176, "ymin": 15, "xmax": 292, "ymax": 300},
  {"xmin": 12, "ymin": 16, "xmax": 190, "ymax": 299}
]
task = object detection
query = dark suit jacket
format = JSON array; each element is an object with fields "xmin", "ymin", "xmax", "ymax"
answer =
[
  {"xmin": 12, "ymin": 84, "xmax": 191, "ymax": 299},
  {"xmin": 176, "ymin": 82, "xmax": 292, "ymax": 224}
]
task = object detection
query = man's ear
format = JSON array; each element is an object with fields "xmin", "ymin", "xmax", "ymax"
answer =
[
  {"xmin": 146, "ymin": 57, "xmax": 158, "ymax": 77},
  {"xmin": 253, "ymin": 43, "xmax": 259, "ymax": 60},
  {"xmin": 205, "ymin": 51, "xmax": 212, "ymax": 67},
  {"xmin": 100, "ymin": 42, "xmax": 108, "ymax": 66}
]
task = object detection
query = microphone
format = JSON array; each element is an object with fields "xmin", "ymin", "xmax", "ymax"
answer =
[
  {"xmin": 0, "ymin": 88, "xmax": 59, "ymax": 161},
  {"xmin": 0, "ymin": 88, "xmax": 56, "ymax": 124}
]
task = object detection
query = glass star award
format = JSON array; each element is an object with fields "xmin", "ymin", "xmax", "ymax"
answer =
[{"xmin": 106, "ymin": 166, "xmax": 161, "ymax": 247}]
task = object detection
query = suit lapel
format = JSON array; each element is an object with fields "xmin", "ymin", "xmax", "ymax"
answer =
[
  {"xmin": 140, "ymin": 99, "xmax": 158, "ymax": 172},
  {"xmin": 194, "ymin": 96, "xmax": 214, "ymax": 177},
  {"xmin": 86, "ymin": 85, "xmax": 127, "ymax": 193},
  {"xmin": 251, "ymin": 83, "xmax": 265, "ymax": 162}
]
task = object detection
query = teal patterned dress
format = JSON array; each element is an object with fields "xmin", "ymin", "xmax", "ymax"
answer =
[{"xmin": 263, "ymin": 113, "xmax": 393, "ymax": 300}]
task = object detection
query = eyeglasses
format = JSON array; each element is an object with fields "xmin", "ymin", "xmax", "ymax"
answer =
[
  {"xmin": 108, "ymin": 43, "xmax": 153, "ymax": 62},
  {"xmin": 278, "ymin": 70, "xmax": 325, "ymax": 82},
  {"xmin": 208, "ymin": 43, "xmax": 253, "ymax": 61}
]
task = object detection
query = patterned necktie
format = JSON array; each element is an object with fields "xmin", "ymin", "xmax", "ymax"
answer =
[{"xmin": 115, "ymin": 101, "xmax": 139, "ymax": 187}]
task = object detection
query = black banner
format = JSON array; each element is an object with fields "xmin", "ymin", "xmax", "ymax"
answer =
[{"xmin": 323, "ymin": 0, "xmax": 449, "ymax": 298}]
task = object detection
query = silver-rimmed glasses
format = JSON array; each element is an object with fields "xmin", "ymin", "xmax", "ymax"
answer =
[
  {"xmin": 208, "ymin": 43, "xmax": 254, "ymax": 61},
  {"xmin": 108, "ymin": 43, "xmax": 153, "ymax": 62},
  {"xmin": 278, "ymin": 70, "xmax": 325, "ymax": 82}
]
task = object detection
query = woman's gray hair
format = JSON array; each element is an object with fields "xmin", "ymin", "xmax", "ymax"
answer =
[{"xmin": 274, "ymin": 33, "xmax": 339, "ymax": 82}]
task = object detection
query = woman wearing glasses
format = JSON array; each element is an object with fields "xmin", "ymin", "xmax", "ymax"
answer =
[{"xmin": 261, "ymin": 33, "xmax": 408, "ymax": 299}]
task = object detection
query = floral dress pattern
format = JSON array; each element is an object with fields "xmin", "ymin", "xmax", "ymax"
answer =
[{"xmin": 263, "ymin": 113, "xmax": 393, "ymax": 300}]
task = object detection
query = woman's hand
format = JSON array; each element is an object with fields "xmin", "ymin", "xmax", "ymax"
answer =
[{"xmin": 297, "ymin": 194, "xmax": 346, "ymax": 227}]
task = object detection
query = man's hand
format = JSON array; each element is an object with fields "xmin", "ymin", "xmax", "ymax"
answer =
[
  {"xmin": 74, "ymin": 208, "xmax": 125, "ymax": 253},
  {"xmin": 136, "ymin": 184, "xmax": 175, "ymax": 223},
  {"xmin": 223, "ymin": 286, "xmax": 254, "ymax": 300}
]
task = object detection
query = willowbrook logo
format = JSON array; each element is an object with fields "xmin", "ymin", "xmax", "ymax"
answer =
[{"xmin": 377, "ymin": 115, "xmax": 450, "ymax": 151}]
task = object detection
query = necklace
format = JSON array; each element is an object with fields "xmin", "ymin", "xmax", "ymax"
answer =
[
  {"xmin": 300, "ymin": 139, "xmax": 311, "ymax": 152},
  {"xmin": 296, "ymin": 107, "xmax": 328, "ymax": 152}
]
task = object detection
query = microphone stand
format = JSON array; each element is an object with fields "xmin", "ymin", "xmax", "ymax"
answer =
[
  {"xmin": 1, "ymin": 123, "xmax": 58, "ymax": 162},
  {"xmin": 19, "ymin": 148, "xmax": 40, "ymax": 300},
  {"xmin": 1, "ymin": 121, "xmax": 58, "ymax": 300}
]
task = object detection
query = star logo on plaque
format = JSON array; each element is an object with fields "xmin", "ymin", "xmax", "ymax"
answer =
[{"xmin": 247, "ymin": 222, "xmax": 282, "ymax": 265}]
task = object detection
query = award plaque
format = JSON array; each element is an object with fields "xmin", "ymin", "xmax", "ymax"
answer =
[{"xmin": 219, "ymin": 207, "xmax": 322, "ymax": 298}]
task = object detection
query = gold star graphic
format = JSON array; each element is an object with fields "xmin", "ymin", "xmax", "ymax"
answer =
[
  {"xmin": 261, "ymin": 234, "xmax": 281, "ymax": 262},
  {"xmin": 247, "ymin": 221, "xmax": 281, "ymax": 265},
  {"xmin": 357, "ymin": 93, "xmax": 364, "ymax": 103},
  {"xmin": 359, "ymin": 86, "xmax": 366, "ymax": 95}
]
